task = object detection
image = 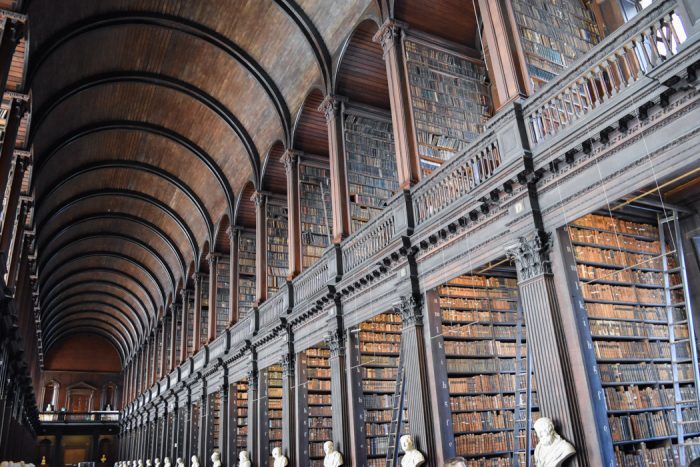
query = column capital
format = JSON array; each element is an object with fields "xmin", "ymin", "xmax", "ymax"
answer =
[
  {"xmin": 317, "ymin": 94, "xmax": 346, "ymax": 122},
  {"xmin": 280, "ymin": 149, "xmax": 300, "ymax": 175},
  {"xmin": 225, "ymin": 225, "xmax": 240, "ymax": 240},
  {"xmin": 281, "ymin": 353, "xmax": 294, "ymax": 378},
  {"xmin": 246, "ymin": 369, "xmax": 257, "ymax": 390},
  {"xmin": 250, "ymin": 190, "xmax": 265, "ymax": 206},
  {"xmin": 506, "ymin": 231, "xmax": 553, "ymax": 281},
  {"xmin": 372, "ymin": 19, "xmax": 407, "ymax": 52},
  {"xmin": 206, "ymin": 252, "xmax": 220, "ymax": 265},
  {"xmin": 394, "ymin": 294, "xmax": 423, "ymax": 327},
  {"xmin": 324, "ymin": 329, "xmax": 345, "ymax": 358}
]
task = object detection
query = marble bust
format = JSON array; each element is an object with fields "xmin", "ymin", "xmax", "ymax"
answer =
[
  {"xmin": 400, "ymin": 435, "xmax": 425, "ymax": 467},
  {"xmin": 163, "ymin": 458, "xmax": 171, "ymax": 467},
  {"xmin": 146, "ymin": 460, "xmax": 152, "ymax": 467},
  {"xmin": 210, "ymin": 452, "xmax": 221, "ymax": 467},
  {"xmin": 138, "ymin": 460, "xmax": 144, "ymax": 467},
  {"xmin": 154, "ymin": 458, "xmax": 160, "ymax": 467},
  {"xmin": 237, "ymin": 451, "xmax": 251, "ymax": 467},
  {"xmin": 272, "ymin": 447, "xmax": 288, "ymax": 467},
  {"xmin": 444, "ymin": 458, "xmax": 467, "ymax": 467},
  {"xmin": 175, "ymin": 458, "xmax": 184, "ymax": 467},
  {"xmin": 534, "ymin": 417, "xmax": 576, "ymax": 467},
  {"xmin": 323, "ymin": 441, "xmax": 343, "ymax": 467},
  {"xmin": 190, "ymin": 456, "xmax": 199, "ymax": 467}
]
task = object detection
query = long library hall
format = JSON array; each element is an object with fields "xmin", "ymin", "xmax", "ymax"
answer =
[{"xmin": 2, "ymin": 0, "xmax": 700, "ymax": 466}]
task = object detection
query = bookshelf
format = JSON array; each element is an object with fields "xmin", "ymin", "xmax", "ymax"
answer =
[
  {"xmin": 562, "ymin": 212, "xmax": 700, "ymax": 464},
  {"xmin": 200, "ymin": 274, "xmax": 210, "ymax": 346},
  {"xmin": 233, "ymin": 379, "xmax": 249, "ymax": 454},
  {"xmin": 186, "ymin": 292, "xmax": 195, "ymax": 357},
  {"xmin": 216, "ymin": 256, "xmax": 230, "ymax": 333},
  {"xmin": 343, "ymin": 108, "xmax": 399, "ymax": 232},
  {"xmin": 438, "ymin": 271, "xmax": 537, "ymax": 464},
  {"xmin": 206, "ymin": 391, "xmax": 221, "ymax": 454},
  {"xmin": 261, "ymin": 364, "xmax": 283, "ymax": 466},
  {"xmin": 299, "ymin": 161, "xmax": 333, "ymax": 268},
  {"xmin": 403, "ymin": 37, "xmax": 491, "ymax": 176},
  {"xmin": 350, "ymin": 311, "xmax": 409, "ymax": 467},
  {"xmin": 511, "ymin": 0, "xmax": 600, "ymax": 90},
  {"xmin": 191, "ymin": 400, "xmax": 201, "ymax": 457},
  {"xmin": 238, "ymin": 232, "xmax": 256, "ymax": 320},
  {"xmin": 266, "ymin": 201, "xmax": 288, "ymax": 296},
  {"xmin": 297, "ymin": 344, "xmax": 333, "ymax": 467}
]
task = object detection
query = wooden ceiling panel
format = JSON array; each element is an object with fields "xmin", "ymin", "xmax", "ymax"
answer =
[
  {"xmin": 336, "ymin": 20, "xmax": 390, "ymax": 110},
  {"xmin": 235, "ymin": 182, "xmax": 257, "ymax": 229},
  {"xmin": 394, "ymin": 0, "xmax": 479, "ymax": 48},
  {"xmin": 214, "ymin": 216, "xmax": 230, "ymax": 254},
  {"xmin": 293, "ymin": 89, "xmax": 328, "ymax": 157},
  {"xmin": 296, "ymin": 0, "xmax": 375, "ymax": 54},
  {"xmin": 262, "ymin": 142, "xmax": 288, "ymax": 194}
]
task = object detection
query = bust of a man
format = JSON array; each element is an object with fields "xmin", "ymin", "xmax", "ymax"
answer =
[
  {"xmin": 163, "ymin": 458, "xmax": 171, "ymax": 467},
  {"xmin": 154, "ymin": 458, "xmax": 160, "ymax": 467},
  {"xmin": 400, "ymin": 435, "xmax": 425, "ymax": 467},
  {"xmin": 210, "ymin": 451, "xmax": 221, "ymax": 467},
  {"xmin": 534, "ymin": 417, "xmax": 576, "ymax": 467},
  {"xmin": 272, "ymin": 447, "xmax": 288, "ymax": 467},
  {"xmin": 175, "ymin": 458, "xmax": 184, "ymax": 467},
  {"xmin": 190, "ymin": 456, "xmax": 199, "ymax": 467},
  {"xmin": 237, "ymin": 451, "xmax": 251, "ymax": 467},
  {"xmin": 138, "ymin": 460, "xmax": 144, "ymax": 467},
  {"xmin": 146, "ymin": 460, "xmax": 152, "ymax": 467},
  {"xmin": 323, "ymin": 441, "xmax": 343, "ymax": 467}
]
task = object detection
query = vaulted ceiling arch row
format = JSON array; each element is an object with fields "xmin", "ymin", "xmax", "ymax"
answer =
[
  {"xmin": 45, "ymin": 326, "xmax": 129, "ymax": 363},
  {"xmin": 43, "ymin": 309, "xmax": 137, "ymax": 352}
]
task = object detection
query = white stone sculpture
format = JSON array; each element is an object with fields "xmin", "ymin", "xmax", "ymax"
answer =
[
  {"xmin": 190, "ymin": 455, "xmax": 199, "ymax": 467},
  {"xmin": 444, "ymin": 458, "xmax": 467, "ymax": 467},
  {"xmin": 323, "ymin": 441, "xmax": 343, "ymax": 467},
  {"xmin": 163, "ymin": 458, "xmax": 171, "ymax": 467},
  {"xmin": 271, "ymin": 447, "xmax": 288, "ymax": 467},
  {"xmin": 237, "ymin": 451, "xmax": 251, "ymax": 467},
  {"xmin": 138, "ymin": 460, "xmax": 144, "ymax": 467},
  {"xmin": 399, "ymin": 435, "xmax": 425, "ymax": 467},
  {"xmin": 534, "ymin": 417, "xmax": 576, "ymax": 467},
  {"xmin": 175, "ymin": 458, "xmax": 184, "ymax": 467},
  {"xmin": 210, "ymin": 452, "xmax": 220, "ymax": 467},
  {"xmin": 146, "ymin": 460, "xmax": 152, "ymax": 467},
  {"xmin": 154, "ymin": 458, "xmax": 160, "ymax": 467}
]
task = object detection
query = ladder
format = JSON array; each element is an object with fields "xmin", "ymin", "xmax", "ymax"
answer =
[{"xmin": 385, "ymin": 341, "xmax": 407, "ymax": 467}]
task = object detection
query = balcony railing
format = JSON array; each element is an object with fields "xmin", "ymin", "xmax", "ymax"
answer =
[{"xmin": 39, "ymin": 411, "xmax": 120, "ymax": 423}]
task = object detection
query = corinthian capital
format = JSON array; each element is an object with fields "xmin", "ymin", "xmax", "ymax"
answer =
[
  {"xmin": 280, "ymin": 149, "xmax": 300, "ymax": 176},
  {"xmin": 372, "ymin": 19, "xmax": 406, "ymax": 53},
  {"xmin": 318, "ymin": 95, "xmax": 339, "ymax": 123},
  {"xmin": 394, "ymin": 294, "xmax": 423, "ymax": 327},
  {"xmin": 506, "ymin": 231, "xmax": 553, "ymax": 281},
  {"xmin": 251, "ymin": 191, "xmax": 265, "ymax": 207}
]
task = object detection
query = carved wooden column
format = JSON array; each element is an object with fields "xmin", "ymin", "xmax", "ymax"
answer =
[
  {"xmin": 197, "ymin": 392, "xmax": 207, "ymax": 458},
  {"xmin": 324, "ymin": 326, "xmax": 350, "ymax": 459},
  {"xmin": 395, "ymin": 295, "xmax": 436, "ymax": 460},
  {"xmin": 477, "ymin": 0, "xmax": 529, "ymax": 108},
  {"xmin": 246, "ymin": 368, "xmax": 259, "ymax": 465},
  {"xmin": 281, "ymin": 334, "xmax": 296, "ymax": 463},
  {"xmin": 0, "ymin": 18, "xmax": 23, "ymax": 95},
  {"xmin": 227, "ymin": 227, "xmax": 239, "ymax": 325},
  {"xmin": 507, "ymin": 232, "xmax": 588, "ymax": 467},
  {"xmin": 151, "ymin": 331, "xmax": 159, "ymax": 386},
  {"xmin": 170, "ymin": 400, "xmax": 179, "ymax": 461},
  {"xmin": 318, "ymin": 96, "xmax": 350, "ymax": 242},
  {"xmin": 373, "ymin": 20, "xmax": 420, "ymax": 188},
  {"xmin": 0, "ymin": 155, "xmax": 27, "ymax": 271},
  {"xmin": 0, "ymin": 101, "xmax": 26, "ymax": 212},
  {"xmin": 218, "ymin": 384, "xmax": 228, "ymax": 466},
  {"xmin": 207, "ymin": 253, "xmax": 218, "ymax": 343},
  {"xmin": 281, "ymin": 150, "xmax": 301, "ymax": 278},
  {"xmin": 140, "ymin": 343, "xmax": 148, "ymax": 393},
  {"xmin": 134, "ymin": 352, "xmax": 141, "ymax": 397},
  {"xmin": 252, "ymin": 191, "xmax": 267, "ymax": 304},
  {"xmin": 180, "ymin": 289, "xmax": 189, "ymax": 363},
  {"xmin": 184, "ymin": 393, "xmax": 194, "ymax": 461},
  {"xmin": 160, "ymin": 318, "xmax": 168, "ymax": 379},
  {"xmin": 6, "ymin": 200, "xmax": 27, "ymax": 291},
  {"xmin": 170, "ymin": 304, "xmax": 178, "ymax": 371},
  {"xmin": 192, "ymin": 274, "xmax": 203, "ymax": 352}
]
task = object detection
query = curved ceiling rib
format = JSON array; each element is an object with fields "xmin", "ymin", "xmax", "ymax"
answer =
[
  {"xmin": 43, "ymin": 310, "xmax": 136, "ymax": 350},
  {"xmin": 44, "ymin": 298, "xmax": 142, "ymax": 343},
  {"xmin": 26, "ymin": 12, "xmax": 291, "ymax": 148}
]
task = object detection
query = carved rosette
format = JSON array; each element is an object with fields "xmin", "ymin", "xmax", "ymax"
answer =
[
  {"xmin": 281, "ymin": 353, "xmax": 295, "ymax": 378},
  {"xmin": 324, "ymin": 330, "xmax": 345, "ymax": 358},
  {"xmin": 394, "ymin": 294, "xmax": 423, "ymax": 327},
  {"xmin": 279, "ymin": 150, "xmax": 299, "ymax": 176},
  {"xmin": 506, "ymin": 231, "xmax": 553, "ymax": 281}
]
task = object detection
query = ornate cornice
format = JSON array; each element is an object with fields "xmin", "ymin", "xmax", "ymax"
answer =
[{"xmin": 506, "ymin": 232, "xmax": 552, "ymax": 281}]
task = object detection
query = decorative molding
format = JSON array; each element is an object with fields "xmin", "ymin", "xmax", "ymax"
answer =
[
  {"xmin": 317, "ymin": 95, "xmax": 345, "ymax": 123},
  {"xmin": 394, "ymin": 294, "xmax": 423, "ymax": 327},
  {"xmin": 280, "ymin": 149, "xmax": 299, "ymax": 176},
  {"xmin": 506, "ymin": 232, "xmax": 553, "ymax": 281}
]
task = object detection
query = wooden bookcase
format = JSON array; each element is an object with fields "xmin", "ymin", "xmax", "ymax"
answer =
[
  {"xmin": 200, "ymin": 274, "xmax": 209, "ymax": 346},
  {"xmin": 561, "ymin": 211, "xmax": 700, "ymax": 465},
  {"xmin": 403, "ymin": 34, "xmax": 491, "ymax": 176},
  {"xmin": 511, "ymin": 0, "xmax": 600, "ymax": 90},
  {"xmin": 186, "ymin": 292, "xmax": 195, "ymax": 357},
  {"xmin": 260, "ymin": 364, "xmax": 283, "ymax": 466},
  {"xmin": 266, "ymin": 201, "xmax": 288, "ymax": 296},
  {"xmin": 299, "ymin": 160, "xmax": 333, "ymax": 269},
  {"xmin": 191, "ymin": 400, "xmax": 201, "ymax": 458},
  {"xmin": 437, "ymin": 271, "xmax": 536, "ymax": 464},
  {"xmin": 238, "ymin": 232, "xmax": 256, "ymax": 320},
  {"xmin": 343, "ymin": 106, "xmax": 399, "ymax": 233},
  {"xmin": 206, "ymin": 391, "xmax": 221, "ymax": 454},
  {"xmin": 233, "ymin": 379, "xmax": 249, "ymax": 454},
  {"xmin": 297, "ymin": 345, "xmax": 333, "ymax": 467},
  {"xmin": 215, "ymin": 256, "xmax": 230, "ymax": 334},
  {"xmin": 349, "ymin": 311, "xmax": 409, "ymax": 467},
  {"xmin": 174, "ymin": 307, "xmax": 182, "ymax": 361}
]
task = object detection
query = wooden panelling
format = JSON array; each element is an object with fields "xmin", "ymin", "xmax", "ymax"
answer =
[
  {"xmin": 44, "ymin": 335, "xmax": 121, "ymax": 372},
  {"xmin": 235, "ymin": 183, "xmax": 257, "ymax": 229},
  {"xmin": 293, "ymin": 89, "xmax": 329, "ymax": 157},
  {"xmin": 262, "ymin": 141, "xmax": 287, "ymax": 195},
  {"xmin": 395, "ymin": 0, "xmax": 480, "ymax": 48}
]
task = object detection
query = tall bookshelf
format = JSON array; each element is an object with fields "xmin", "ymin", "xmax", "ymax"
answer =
[
  {"xmin": 174, "ymin": 308, "xmax": 182, "ymax": 362},
  {"xmin": 206, "ymin": 391, "xmax": 221, "ymax": 454},
  {"xmin": 238, "ymin": 232, "xmax": 256, "ymax": 320},
  {"xmin": 200, "ymin": 274, "xmax": 210, "ymax": 346},
  {"xmin": 266, "ymin": 201, "xmax": 288, "ymax": 296},
  {"xmin": 562, "ymin": 211, "xmax": 700, "ymax": 465},
  {"xmin": 437, "ymin": 271, "xmax": 536, "ymax": 464},
  {"xmin": 191, "ymin": 400, "xmax": 201, "ymax": 457},
  {"xmin": 299, "ymin": 161, "xmax": 333, "ymax": 268},
  {"xmin": 216, "ymin": 256, "xmax": 230, "ymax": 334},
  {"xmin": 297, "ymin": 345, "xmax": 333, "ymax": 467},
  {"xmin": 511, "ymin": 0, "xmax": 600, "ymax": 90},
  {"xmin": 350, "ymin": 311, "xmax": 409, "ymax": 467},
  {"xmin": 186, "ymin": 292, "xmax": 195, "ymax": 357},
  {"xmin": 403, "ymin": 37, "xmax": 491, "ymax": 176},
  {"xmin": 261, "ymin": 364, "xmax": 283, "ymax": 466},
  {"xmin": 233, "ymin": 379, "xmax": 249, "ymax": 454},
  {"xmin": 343, "ymin": 108, "xmax": 399, "ymax": 232}
]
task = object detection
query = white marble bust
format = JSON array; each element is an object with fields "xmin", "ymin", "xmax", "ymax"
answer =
[
  {"xmin": 534, "ymin": 417, "xmax": 576, "ymax": 467},
  {"xmin": 154, "ymin": 458, "xmax": 160, "ymax": 467},
  {"xmin": 210, "ymin": 451, "xmax": 221, "ymax": 467},
  {"xmin": 175, "ymin": 458, "xmax": 184, "ymax": 467},
  {"xmin": 163, "ymin": 458, "xmax": 171, "ymax": 467},
  {"xmin": 272, "ymin": 447, "xmax": 288, "ymax": 467},
  {"xmin": 237, "ymin": 451, "xmax": 251, "ymax": 467},
  {"xmin": 146, "ymin": 460, "xmax": 152, "ymax": 467},
  {"xmin": 138, "ymin": 460, "xmax": 144, "ymax": 467},
  {"xmin": 399, "ymin": 435, "xmax": 425, "ymax": 467},
  {"xmin": 323, "ymin": 441, "xmax": 343, "ymax": 467},
  {"xmin": 190, "ymin": 456, "xmax": 199, "ymax": 467}
]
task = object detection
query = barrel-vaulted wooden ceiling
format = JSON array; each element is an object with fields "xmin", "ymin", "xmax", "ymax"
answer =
[{"xmin": 27, "ymin": 0, "xmax": 478, "ymax": 365}]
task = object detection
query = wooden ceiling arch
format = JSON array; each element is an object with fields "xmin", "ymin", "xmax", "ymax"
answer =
[
  {"xmin": 234, "ymin": 181, "xmax": 257, "ymax": 230},
  {"xmin": 392, "ymin": 0, "xmax": 480, "ymax": 48},
  {"xmin": 43, "ymin": 310, "xmax": 137, "ymax": 352},
  {"xmin": 292, "ymin": 89, "xmax": 329, "ymax": 157},
  {"xmin": 45, "ymin": 326, "xmax": 129, "ymax": 363},
  {"xmin": 261, "ymin": 141, "xmax": 288, "ymax": 195},
  {"xmin": 214, "ymin": 216, "xmax": 231, "ymax": 255}
]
